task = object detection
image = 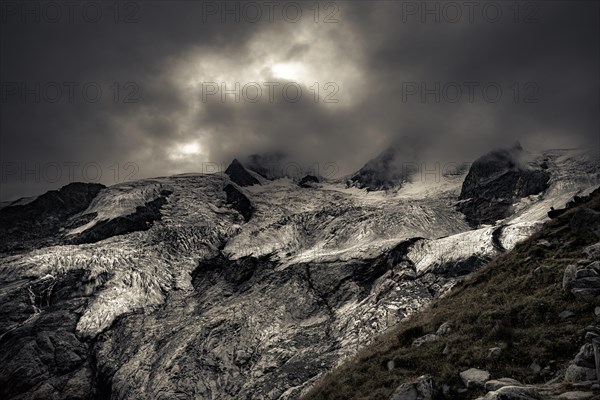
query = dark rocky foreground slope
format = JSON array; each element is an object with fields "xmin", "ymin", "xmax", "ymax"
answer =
[{"xmin": 303, "ymin": 188, "xmax": 600, "ymax": 400}]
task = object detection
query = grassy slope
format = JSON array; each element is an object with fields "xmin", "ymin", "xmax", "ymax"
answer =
[{"xmin": 303, "ymin": 194, "xmax": 600, "ymax": 400}]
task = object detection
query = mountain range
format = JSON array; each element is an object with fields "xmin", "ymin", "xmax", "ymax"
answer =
[{"xmin": 0, "ymin": 144, "xmax": 599, "ymax": 400}]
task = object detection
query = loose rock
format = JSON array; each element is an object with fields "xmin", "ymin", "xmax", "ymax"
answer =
[
  {"xmin": 460, "ymin": 368, "xmax": 491, "ymax": 389},
  {"xmin": 478, "ymin": 386, "xmax": 539, "ymax": 400},
  {"xmin": 559, "ymin": 311, "xmax": 576, "ymax": 319},
  {"xmin": 557, "ymin": 391, "xmax": 596, "ymax": 400},
  {"xmin": 484, "ymin": 378, "xmax": 521, "ymax": 391},
  {"xmin": 388, "ymin": 375, "xmax": 433, "ymax": 400},
  {"xmin": 564, "ymin": 364, "xmax": 597, "ymax": 383},
  {"xmin": 436, "ymin": 322, "xmax": 453, "ymax": 336},
  {"xmin": 487, "ymin": 347, "xmax": 502, "ymax": 360},
  {"xmin": 412, "ymin": 334, "xmax": 438, "ymax": 347}
]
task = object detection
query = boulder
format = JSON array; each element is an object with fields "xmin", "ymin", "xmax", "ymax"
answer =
[
  {"xmin": 576, "ymin": 269, "xmax": 599, "ymax": 279},
  {"xmin": 557, "ymin": 392, "xmax": 596, "ymax": 400},
  {"xmin": 412, "ymin": 334, "xmax": 438, "ymax": 347},
  {"xmin": 572, "ymin": 288, "xmax": 600, "ymax": 301},
  {"xmin": 485, "ymin": 378, "xmax": 521, "ymax": 391},
  {"xmin": 588, "ymin": 261, "xmax": 600, "ymax": 271},
  {"xmin": 487, "ymin": 347, "xmax": 502, "ymax": 360},
  {"xmin": 387, "ymin": 360, "xmax": 395, "ymax": 371},
  {"xmin": 389, "ymin": 383, "xmax": 417, "ymax": 400},
  {"xmin": 559, "ymin": 311, "xmax": 576, "ymax": 319},
  {"xmin": 478, "ymin": 386, "xmax": 539, "ymax": 400},
  {"xmin": 571, "ymin": 277, "xmax": 600, "ymax": 289},
  {"xmin": 460, "ymin": 368, "xmax": 491, "ymax": 388},
  {"xmin": 537, "ymin": 239, "xmax": 552, "ymax": 248},
  {"xmin": 388, "ymin": 375, "xmax": 433, "ymax": 400},
  {"xmin": 573, "ymin": 343, "xmax": 596, "ymax": 369},
  {"xmin": 583, "ymin": 243, "xmax": 600, "ymax": 261},
  {"xmin": 436, "ymin": 322, "xmax": 453, "ymax": 337},
  {"xmin": 415, "ymin": 375, "xmax": 434, "ymax": 400},
  {"xmin": 564, "ymin": 364, "xmax": 597, "ymax": 383}
]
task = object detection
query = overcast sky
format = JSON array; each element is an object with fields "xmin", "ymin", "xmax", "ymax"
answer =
[{"xmin": 1, "ymin": 1, "xmax": 598, "ymax": 200}]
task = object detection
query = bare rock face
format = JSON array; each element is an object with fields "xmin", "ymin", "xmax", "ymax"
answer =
[
  {"xmin": 0, "ymin": 182, "xmax": 105, "ymax": 253},
  {"xmin": 225, "ymin": 159, "xmax": 260, "ymax": 187},
  {"xmin": 0, "ymin": 269, "xmax": 100, "ymax": 400},
  {"xmin": 347, "ymin": 144, "xmax": 416, "ymax": 191},
  {"xmin": 299, "ymin": 175, "xmax": 320, "ymax": 189},
  {"xmin": 93, "ymin": 245, "xmax": 469, "ymax": 399},
  {"xmin": 347, "ymin": 136, "xmax": 427, "ymax": 191},
  {"xmin": 224, "ymin": 184, "xmax": 253, "ymax": 222},
  {"xmin": 70, "ymin": 189, "xmax": 172, "ymax": 244},
  {"xmin": 458, "ymin": 143, "xmax": 550, "ymax": 227}
]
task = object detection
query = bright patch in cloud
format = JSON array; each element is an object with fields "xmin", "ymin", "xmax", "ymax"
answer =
[
  {"xmin": 169, "ymin": 141, "xmax": 203, "ymax": 160},
  {"xmin": 271, "ymin": 62, "xmax": 306, "ymax": 81}
]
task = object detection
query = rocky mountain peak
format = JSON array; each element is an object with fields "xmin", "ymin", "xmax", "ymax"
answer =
[
  {"xmin": 225, "ymin": 158, "xmax": 260, "ymax": 187},
  {"xmin": 458, "ymin": 144, "xmax": 550, "ymax": 226},
  {"xmin": 347, "ymin": 143, "xmax": 416, "ymax": 191}
]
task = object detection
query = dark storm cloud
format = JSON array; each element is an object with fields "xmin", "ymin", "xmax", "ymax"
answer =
[
  {"xmin": 1, "ymin": 1, "xmax": 598, "ymax": 200},
  {"xmin": 338, "ymin": 0, "xmax": 599, "ymax": 159},
  {"xmin": 1, "ymin": 1, "xmax": 262, "ymax": 199}
]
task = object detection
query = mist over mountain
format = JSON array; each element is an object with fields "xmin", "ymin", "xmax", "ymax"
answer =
[{"xmin": 346, "ymin": 136, "xmax": 429, "ymax": 191}]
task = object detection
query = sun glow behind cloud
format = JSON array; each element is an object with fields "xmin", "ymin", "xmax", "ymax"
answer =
[
  {"xmin": 270, "ymin": 62, "xmax": 306, "ymax": 81},
  {"xmin": 168, "ymin": 141, "xmax": 203, "ymax": 160},
  {"xmin": 173, "ymin": 21, "xmax": 365, "ymax": 107},
  {"xmin": 158, "ymin": 17, "xmax": 368, "ymax": 173}
]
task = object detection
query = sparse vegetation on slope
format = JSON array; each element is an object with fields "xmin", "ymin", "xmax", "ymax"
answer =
[{"xmin": 303, "ymin": 190, "xmax": 600, "ymax": 400}]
